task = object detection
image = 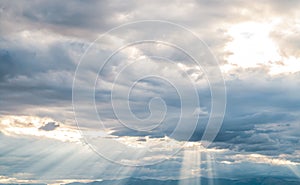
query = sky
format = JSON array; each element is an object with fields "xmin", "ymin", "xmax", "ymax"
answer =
[{"xmin": 0, "ymin": 0, "xmax": 300, "ymax": 184}]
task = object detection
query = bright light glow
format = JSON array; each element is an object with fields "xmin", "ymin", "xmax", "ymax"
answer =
[
  {"xmin": 269, "ymin": 56, "xmax": 300, "ymax": 75},
  {"xmin": 179, "ymin": 147, "xmax": 201, "ymax": 185},
  {"xmin": 206, "ymin": 154, "xmax": 216, "ymax": 185},
  {"xmin": 225, "ymin": 21, "xmax": 281, "ymax": 68},
  {"xmin": 224, "ymin": 21, "xmax": 300, "ymax": 75}
]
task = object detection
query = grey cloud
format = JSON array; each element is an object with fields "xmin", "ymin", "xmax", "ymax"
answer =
[
  {"xmin": 0, "ymin": 45, "xmax": 74, "ymax": 83},
  {"xmin": 39, "ymin": 122, "xmax": 59, "ymax": 131},
  {"xmin": 0, "ymin": 0, "xmax": 300, "ymax": 181},
  {"xmin": 0, "ymin": 34, "xmax": 87, "ymax": 115},
  {"xmin": 0, "ymin": 0, "xmax": 137, "ymax": 39},
  {"xmin": 95, "ymin": 63, "xmax": 300, "ymax": 158},
  {"xmin": 207, "ymin": 70, "xmax": 300, "ymax": 157}
]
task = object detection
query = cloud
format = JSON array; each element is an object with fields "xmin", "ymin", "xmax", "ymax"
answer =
[
  {"xmin": 0, "ymin": 115, "xmax": 81, "ymax": 142},
  {"xmin": 229, "ymin": 153, "xmax": 298, "ymax": 166},
  {"xmin": 39, "ymin": 122, "xmax": 59, "ymax": 131},
  {"xmin": 208, "ymin": 70, "xmax": 300, "ymax": 158},
  {"xmin": 0, "ymin": 0, "xmax": 300, "ymax": 182},
  {"xmin": 0, "ymin": 175, "xmax": 102, "ymax": 185}
]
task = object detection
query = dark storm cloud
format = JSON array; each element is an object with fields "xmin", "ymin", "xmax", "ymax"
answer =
[
  {"xmin": 207, "ymin": 70, "xmax": 300, "ymax": 156},
  {"xmin": 0, "ymin": 41, "xmax": 74, "ymax": 81},
  {"xmin": 0, "ymin": 34, "xmax": 87, "ymax": 115},
  {"xmin": 95, "ymin": 63, "xmax": 300, "ymax": 159}
]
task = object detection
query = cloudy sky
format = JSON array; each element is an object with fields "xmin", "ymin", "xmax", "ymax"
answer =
[{"xmin": 0, "ymin": 0, "xmax": 300, "ymax": 184}]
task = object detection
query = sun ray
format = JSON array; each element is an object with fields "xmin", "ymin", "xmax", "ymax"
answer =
[
  {"xmin": 179, "ymin": 146, "xmax": 201, "ymax": 185},
  {"xmin": 206, "ymin": 153, "xmax": 215, "ymax": 185}
]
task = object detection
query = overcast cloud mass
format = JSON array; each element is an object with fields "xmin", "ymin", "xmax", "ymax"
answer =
[{"xmin": 0, "ymin": 0, "xmax": 300, "ymax": 184}]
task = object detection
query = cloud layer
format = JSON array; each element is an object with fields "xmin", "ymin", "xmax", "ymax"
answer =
[{"xmin": 0, "ymin": 0, "xmax": 300, "ymax": 183}]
